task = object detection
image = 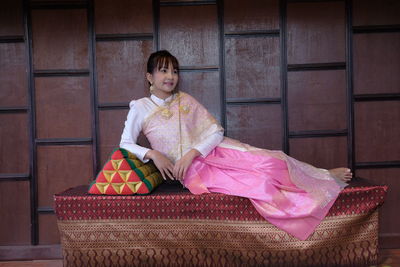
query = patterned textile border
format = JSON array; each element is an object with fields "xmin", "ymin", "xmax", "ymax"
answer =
[
  {"xmin": 54, "ymin": 185, "xmax": 387, "ymax": 221},
  {"xmin": 58, "ymin": 211, "xmax": 379, "ymax": 267}
]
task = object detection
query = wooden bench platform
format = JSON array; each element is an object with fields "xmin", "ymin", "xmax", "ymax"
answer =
[{"xmin": 54, "ymin": 178, "xmax": 387, "ymax": 266}]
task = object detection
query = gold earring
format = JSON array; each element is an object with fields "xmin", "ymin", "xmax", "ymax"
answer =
[{"xmin": 150, "ymin": 83, "xmax": 154, "ymax": 92}]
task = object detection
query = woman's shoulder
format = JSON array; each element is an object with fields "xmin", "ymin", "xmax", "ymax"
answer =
[
  {"xmin": 129, "ymin": 96, "xmax": 152, "ymax": 109},
  {"xmin": 178, "ymin": 91, "xmax": 197, "ymax": 102},
  {"xmin": 178, "ymin": 92, "xmax": 205, "ymax": 108},
  {"xmin": 178, "ymin": 91, "xmax": 190, "ymax": 97}
]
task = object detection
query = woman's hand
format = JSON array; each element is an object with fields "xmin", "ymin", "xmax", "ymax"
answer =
[
  {"xmin": 145, "ymin": 150, "xmax": 175, "ymax": 180},
  {"xmin": 173, "ymin": 149, "xmax": 201, "ymax": 181}
]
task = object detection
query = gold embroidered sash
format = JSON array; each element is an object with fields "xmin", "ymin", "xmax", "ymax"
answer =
[{"xmin": 142, "ymin": 92, "xmax": 223, "ymax": 163}]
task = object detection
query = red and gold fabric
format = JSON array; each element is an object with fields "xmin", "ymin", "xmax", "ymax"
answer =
[
  {"xmin": 55, "ymin": 180, "xmax": 387, "ymax": 266},
  {"xmin": 88, "ymin": 148, "xmax": 163, "ymax": 195}
]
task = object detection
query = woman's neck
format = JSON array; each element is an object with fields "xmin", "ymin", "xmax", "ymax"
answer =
[{"xmin": 152, "ymin": 90, "xmax": 173, "ymax": 100}]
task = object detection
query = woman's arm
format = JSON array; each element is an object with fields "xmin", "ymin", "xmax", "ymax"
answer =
[
  {"xmin": 173, "ymin": 128, "xmax": 224, "ymax": 180},
  {"xmin": 173, "ymin": 149, "xmax": 201, "ymax": 180},
  {"xmin": 173, "ymin": 94, "xmax": 224, "ymax": 180},
  {"xmin": 120, "ymin": 100, "xmax": 175, "ymax": 180},
  {"xmin": 145, "ymin": 150, "xmax": 175, "ymax": 180},
  {"xmin": 193, "ymin": 130, "xmax": 224, "ymax": 157},
  {"xmin": 119, "ymin": 101, "xmax": 151, "ymax": 163}
]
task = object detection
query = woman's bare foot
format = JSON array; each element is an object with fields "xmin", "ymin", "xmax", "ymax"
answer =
[{"xmin": 329, "ymin": 168, "xmax": 352, "ymax": 183}]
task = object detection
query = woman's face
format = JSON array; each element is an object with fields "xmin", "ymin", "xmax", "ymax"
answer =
[{"xmin": 147, "ymin": 63, "xmax": 179, "ymax": 99}]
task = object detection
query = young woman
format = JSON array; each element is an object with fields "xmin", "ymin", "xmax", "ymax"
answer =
[{"xmin": 120, "ymin": 50, "xmax": 352, "ymax": 240}]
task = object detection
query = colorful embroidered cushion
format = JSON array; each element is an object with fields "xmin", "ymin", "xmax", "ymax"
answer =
[{"xmin": 88, "ymin": 148, "xmax": 163, "ymax": 195}]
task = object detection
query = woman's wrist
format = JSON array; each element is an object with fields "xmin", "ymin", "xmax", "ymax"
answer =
[
  {"xmin": 187, "ymin": 149, "xmax": 201, "ymax": 160},
  {"xmin": 144, "ymin": 149, "xmax": 155, "ymax": 160}
]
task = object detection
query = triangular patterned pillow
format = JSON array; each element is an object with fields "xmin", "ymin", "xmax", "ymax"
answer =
[{"xmin": 88, "ymin": 148, "xmax": 163, "ymax": 195}]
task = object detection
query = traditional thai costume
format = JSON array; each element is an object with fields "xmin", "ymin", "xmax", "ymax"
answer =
[{"xmin": 120, "ymin": 92, "xmax": 347, "ymax": 240}]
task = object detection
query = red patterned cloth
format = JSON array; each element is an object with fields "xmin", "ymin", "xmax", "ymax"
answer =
[
  {"xmin": 56, "ymin": 180, "xmax": 386, "ymax": 221},
  {"xmin": 54, "ymin": 179, "xmax": 387, "ymax": 267}
]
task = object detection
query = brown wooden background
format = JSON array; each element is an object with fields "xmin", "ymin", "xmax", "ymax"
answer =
[{"xmin": 0, "ymin": 0, "xmax": 399, "ymax": 259}]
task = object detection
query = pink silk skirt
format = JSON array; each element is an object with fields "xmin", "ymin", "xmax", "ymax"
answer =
[{"xmin": 183, "ymin": 144, "xmax": 342, "ymax": 240}]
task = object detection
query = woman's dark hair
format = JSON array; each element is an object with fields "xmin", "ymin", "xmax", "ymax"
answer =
[
  {"xmin": 146, "ymin": 50, "xmax": 180, "ymax": 93},
  {"xmin": 147, "ymin": 50, "xmax": 179, "ymax": 74}
]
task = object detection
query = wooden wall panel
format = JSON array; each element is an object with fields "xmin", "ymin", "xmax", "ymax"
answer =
[
  {"xmin": 287, "ymin": 2, "xmax": 345, "ymax": 64},
  {"xmin": 225, "ymin": 37, "xmax": 280, "ymax": 99},
  {"xmin": 227, "ymin": 105, "xmax": 282, "ymax": 150},
  {"xmin": 357, "ymin": 168, "xmax": 400, "ymax": 248},
  {"xmin": 0, "ymin": 0, "xmax": 398, "ymax": 252},
  {"xmin": 224, "ymin": 0, "xmax": 279, "ymax": 32},
  {"xmin": 288, "ymin": 70, "xmax": 347, "ymax": 131},
  {"xmin": 30, "ymin": 0, "xmax": 83, "ymax": 1},
  {"xmin": 0, "ymin": 0, "xmax": 23, "ymax": 36},
  {"xmin": 354, "ymin": 33, "xmax": 400, "ymax": 94},
  {"xmin": 289, "ymin": 137, "xmax": 347, "ymax": 169},
  {"xmin": 99, "ymin": 110, "xmax": 127, "ymax": 167},
  {"xmin": 179, "ymin": 71, "xmax": 221, "ymax": 122},
  {"xmin": 0, "ymin": 114, "xmax": 29, "ymax": 174},
  {"xmin": 159, "ymin": 5, "xmax": 218, "ymax": 66},
  {"xmin": 160, "ymin": 0, "xmax": 207, "ymax": 2},
  {"xmin": 353, "ymin": 0, "xmax": 400, "ymax": 26},
  {"xmin": 38, "ymin": 214, "xmax": 60, "ymax": 245},
  {"xmin": 35, "ymin": 77, "xmax": 91, "ymax": 139},
  {"xmin": 95, "ymin": 0, "xmax": 153, "ymax": 34},
  {"xmin": 96, "ymin": 40, "xmax": 153, "ymax": 104},
  {"xmin": 0, "ymin": 181, "xmax": 30, "ymax": 245},
  {"xmin": 355, "ymin": 101, "xmax": 400, "ymax": 163},
  {"xmin": 31, "ymin": 9, "xmax": 88, "ymax": 69},
  {"xmin": 0, "ymin": 43, "xmax": 27, "ymax": 107},
  {"xmin": 37, "ymin": 145, "xmax": 93, "ymax": 207}
]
